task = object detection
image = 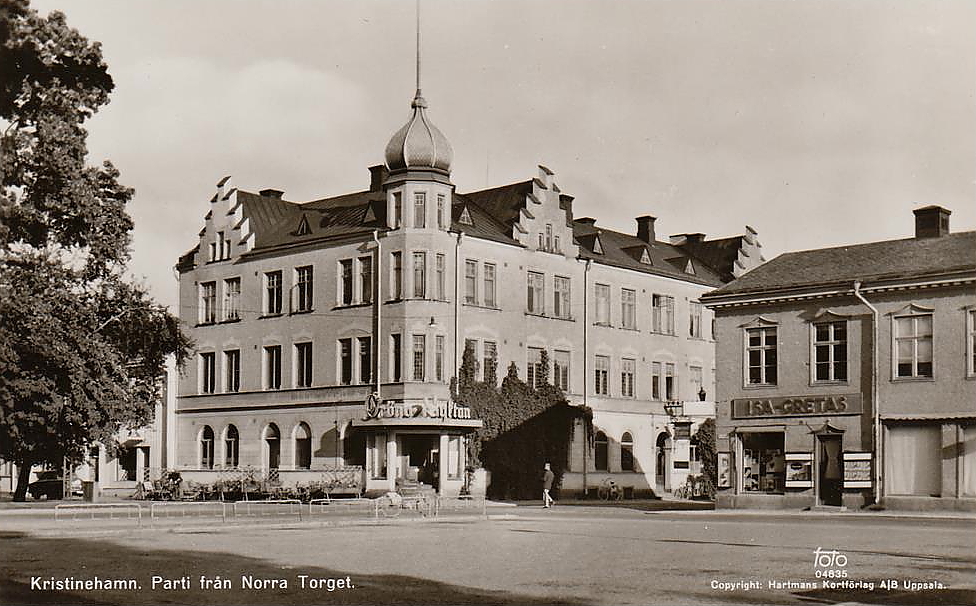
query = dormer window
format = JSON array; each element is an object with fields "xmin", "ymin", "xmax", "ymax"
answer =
[
  {"xmin": 640, "ymin": 248, "xmax": 652, "ymax": 265},
  {"xmin": 459, "ymin": 206, "xmax": 473, "ymax": 226},
  {"xmin": 296, "ymin": 214, "xmax": 311, "ymax": 236},
  {"xmin": 592, "ymin": 234, "xmax": 604, "ymax": 255}
]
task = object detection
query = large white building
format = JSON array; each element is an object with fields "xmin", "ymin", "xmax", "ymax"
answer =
[{"xmin": 173, "ymin": 81, "xmax": 763, "ymax": 497}]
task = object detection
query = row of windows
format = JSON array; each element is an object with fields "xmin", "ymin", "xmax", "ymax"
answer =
[
  {"xmin": 198, "ymin": 334, "xmax": 451, "ymax": 393},
  {"xmin": 745, "ymin": 310, "xmax": 975, "ymax": 387},
  {"xmin": 198, "ymin": 422, "xmax": 312, "ymax": 470},
  {"xmin": 391, "ymin": 191, "xmax": 450, "ymax": 230}
]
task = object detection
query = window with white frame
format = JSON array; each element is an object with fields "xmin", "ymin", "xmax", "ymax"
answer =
[
  {"xmin": 895, "ymin": 313, "xmax": 933, "ymax": 378},
  {"xmin": 412, "ymin": 335, "xmax": 426, "ymax": 381},
  {"xmin": 294, "ymin": 266, "xmax": 313, "ymax": 312},
  {"xmin": 264, "ymin": 345, "xmax": 282, "ymax": 390},
  {"xmin": 652, "ymin": 294, "xmax": 675, "ymax": 334},
  {"xmin": 359, "ymin": 256, "xmax": 372, "ymax": 304},
  {"xmin": 413, "ymin": 192, "xmax": 426, "ymax": 228},
  {"xmin": 595, "ymin": 355, "xmax": 610, "ymax": 395},
  {"xmin": 651, "ymin": 361, "xmax": 662, "ymax": 400},
  {"xmin": 621, "ymin": 288, "xmax": 636, "ymax": 329},
  {"xmin": 690, "ymin": 301, "xmax": 703, "ymax": 338},
  {"xmin": 338, "ymin": 338, "xmax": 353, "ymax": 385},
  {"xmin": 390, "ymin": 334, "xmax": 402, "ymax": 382},
  {"xmin": 435, "ymin": 335, "xmax": 445, "ymax": 382},
  {"xmin": 554, "ymin": 276, "xmax": 571, "ymax": 319},
  {"xmin": 359, "ymin": 336, "xmax": 372, "ymax": 384},
  {"xmin": 224, "ymin": 425, "xmax": 239, "ymax": 468},
  {"xmin": 265, "ymin": 271, "xmax": 282, "ymax": 315},
  {"xmin": 746, "ymin": 326, "xmax": 777, "ymax": 385},
  {"xmin": 223, "ymin": 278, "xmax": 240, "ymax": 321},
  {"xmin": 483, "ymin": 341, "xmax": 497, "ymax": 380},
  {"xmin": 545, "ymin": 223, "xmax": 553, "ymax": 251},
  {"xmin": 436, "ymin": 194, "xmax": 446, "ymax": 229},
  {"xmin": 436, "ymin": 254, "xmax": 446, "ymax": 300},
  {"xmin": 595, "ymin": 284, "xmax": 610, "ymax": 325},
  {"xmin": 412, "ymin": 251, "xmax": 426, "ymax": 298},
  {"xmin": 813, "ymin": 321, "xmax": 847, "ymax": 382},
  {"xmin": 464, "ymin": 260, "xmax": 477, "ymax": 304},
  {"xmin": 484, "ymin": 263, "xmax": 497, "ymax": 307},
  {"xmin": 665, "ymin": 362, "xmax": 676, "ymax": 400},
  {"xmin": 295, "ymin": 342, "xmax": 313, "ymax": 388},
  {"xmin": 527, "ymin": 271, "xmax": 544, "ymax": 314},
  {"xmin": 527, "ymin": 347, "xmax": 545, "ymax": 389},
  {"xmin": 391, "ymin": 251, "xmax": 402, "ymax": 300},
  {"xmin": 553, "ymin": 350, "xmax": 570, "ymax": 391},
  {"xmin": 200, "ymin": 426, "xmax": 215, "ymax": 469},
  {"xmin": 200, "ymin": 352, "xmax": 216, "ymax": 393},
  {"xmin": 224, "ymin": 349, "xmax": 240, "ymax": 392},
  {"xmin": 392, "ymin": 192, "xmax": 402, "ymax": 228},
  {"xmin": 969, "ymin": 309, "xmax": 976, "ymax": 377},
  {"xmin": 690, "ymin": 365, "xmax": 703, "ymax": 398},
  {"xmin": 339, "ymin": 259, "xmax": 353, "ymax": 305},
  {"xmin": 621, "ymin": 358, "xmax": 635, "ymax": 397},
  {"xmin": 200, "ymin": 282, "xmax": 217, "ymax": 324}
]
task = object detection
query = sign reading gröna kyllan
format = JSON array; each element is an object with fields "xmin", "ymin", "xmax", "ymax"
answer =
[{"xmin": 732, "ymin": 394, "xmax": 861, "ymax": 419}]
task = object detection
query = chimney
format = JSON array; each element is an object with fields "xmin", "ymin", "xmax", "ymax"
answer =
[
  {"xmin": 369, "ymin": 165, "xmax": 389, "ymax": 192},
  {"xmin": 636, "ymin": 215, "xmax": 657, "ymax": 243},
  {"xmin": 259, "ymin": 188, "xmax": 284, "ymax": 199},
  {"xmin": 913, "ymin": 205, "xmax": 951, "ymax": 238},
  {"xmin": 576, "ymin": 217, "xmax": 597, "ymax": 226}
]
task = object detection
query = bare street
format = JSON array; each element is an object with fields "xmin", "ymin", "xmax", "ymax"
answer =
[{"xmin": 2, "ymin": 506, "xmax": 974, "ymax": 605}]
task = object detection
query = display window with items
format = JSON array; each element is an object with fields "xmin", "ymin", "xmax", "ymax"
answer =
[{"xmin": 740, "ymin": 432, "xmax": 785, "ymax": 494}]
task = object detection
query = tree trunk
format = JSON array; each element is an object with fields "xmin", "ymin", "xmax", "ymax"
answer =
[{"xmin": 13, "ymin": 458, "xmax": 32, "ymax": 502}]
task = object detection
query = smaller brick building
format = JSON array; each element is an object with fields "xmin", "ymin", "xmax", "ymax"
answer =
[{"xmin": 702, "ymin": 206, "xmax": 975, "ymax": 511}]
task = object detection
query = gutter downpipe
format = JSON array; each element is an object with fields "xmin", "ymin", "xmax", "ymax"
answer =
[
  {"xmin": 582, "ymin": 258, "xmax": 592, "ymax": 496},
  {"xmin": 852, "ymin": 280, "xmax": 881, "ymax": 506},
  {"xmin": 454, "ymin": 232, "xmax": 464, "ymax": 379},
  {"xmin": 373, "ymin": 230, "xmax": 382, "ymax": 401}
]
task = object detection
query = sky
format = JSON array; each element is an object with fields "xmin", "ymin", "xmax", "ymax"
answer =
[{"xmin": 31, "ymin": 0, "xmax": 976, "ymax": 311}]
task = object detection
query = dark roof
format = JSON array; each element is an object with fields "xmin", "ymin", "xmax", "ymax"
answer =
[
  {"xmin": 705, "ymin": 231, "xmax": 976, "ymax": 297},
  {"xmin": 573, "ymin": 221, "xmax": 725, "ymax": 287},
  {"xmin": 450, "ymin": 197, "xmax": 520, "ymax": 245},
  {"xmin": 679, "ymin": 236, "xmax": 751, "ymax": 283},
  {"xmin": 459, "ymin": 180, "xmax": 533, "ymax": 232}
]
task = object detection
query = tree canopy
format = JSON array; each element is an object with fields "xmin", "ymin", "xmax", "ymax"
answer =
[{"xmin": 0, "ymin": 0, "xmax": 191, "ymax": 500}]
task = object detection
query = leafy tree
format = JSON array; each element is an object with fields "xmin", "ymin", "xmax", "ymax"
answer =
[
  {"xmin": 0, "ymin": 1, "xmax": 191, "ymax": 500},
  {"xmin": 694, "ymin": 418, "xmax": 717, "ymax": 499}
]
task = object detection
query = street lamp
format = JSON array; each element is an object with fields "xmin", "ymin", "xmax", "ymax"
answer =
[{"xmin": 663, "ymin": 400, "xmax": 684, "ymax": 418}]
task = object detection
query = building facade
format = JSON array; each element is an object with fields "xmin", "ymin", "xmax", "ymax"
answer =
[
  {"xmin": 174, "ymin": 87, "xmax": 763, "ymax": 497},
  {"xmin": 702, "ymin": 207, "xmax": 976, "ymax": 511}
]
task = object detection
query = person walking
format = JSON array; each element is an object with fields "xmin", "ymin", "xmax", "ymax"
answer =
[{"xmin": 542, "ymin": 462, "xmax": 555, "ymax": 508}]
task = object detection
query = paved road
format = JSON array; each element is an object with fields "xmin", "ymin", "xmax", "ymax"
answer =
[{"xmin": 2, "ymin": 505, "xmax": 974, "ymax": 605}]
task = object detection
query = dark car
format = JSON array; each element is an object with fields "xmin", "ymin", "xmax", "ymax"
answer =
[{"xmin": 28, "ymin": 471, "xmax": 66, "ymax": 500}]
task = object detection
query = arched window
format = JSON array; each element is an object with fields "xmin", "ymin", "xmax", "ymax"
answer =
[
  {"xmin": 224, "ymin": 425, "xmax": 239, "ymax": 468},
  {"xmin": 621, "ymin": 432, "xmax": 634, "ymax": 471},
  {"xmin": 594, "ymin": 431, "xmax": 609, "ymax": 471},
  {"xmin": 294, "ymin": 422, "xmax": 312, "ymax": 470},
  {"xmin": 200, "ymin": 426, "xmax": 215, "ymax": 469},
  {"xmin": 264, "ymin": 424, "xmax": 281, "ymax": 470}
]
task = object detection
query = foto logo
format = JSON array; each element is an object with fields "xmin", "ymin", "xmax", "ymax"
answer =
[{"xmin": 814, "ymin": 547, "xmax": 848, "ymax": 567}]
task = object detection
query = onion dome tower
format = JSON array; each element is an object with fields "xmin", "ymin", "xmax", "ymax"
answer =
[{"xmin": 384, "ymin": 90, "xmax": 453, "ymax": 176}]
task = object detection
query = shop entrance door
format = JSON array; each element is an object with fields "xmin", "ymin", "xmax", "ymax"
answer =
[
  {"xmin": 401, "ymin": 435, "xmax": 439, "ymax": 490},
  {"xmin": 818, "ymin": 435, "xmax": 842, "ymax": 506}
]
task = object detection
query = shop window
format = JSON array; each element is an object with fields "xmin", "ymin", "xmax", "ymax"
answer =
[
  {"xmin": 740, "ymin": 432, "xmax": 784, "ymax": 494},
  {"xmin": 224, "ymin": 425, "xmax": 239, "ymax": 468},
  {"xmin": 594, "ymin": 431, "xmax": 609, "ymax": 471},
  {"xmin": 621, "ymin": 432, "xmax": 635, "ymax": 471},
  {"xmin": 294, "ymin": 422, "xmax": 311, "ymax": 470},
  {"xmin": 448, "ymin": 436, "xmax": 462, "ymax": 479},
  {"xmin": 200, "ymin": 425, "xmax": 215, "ymax": 469},
  {"xmin": 885, "ymin": 424, "xmax": 941, "ymax": 496}
]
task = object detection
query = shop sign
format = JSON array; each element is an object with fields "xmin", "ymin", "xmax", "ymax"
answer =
[
  {"xmin": 364, "ymin": 394, "xmax": 473, "ymax": 421},
  {"xmin": 843, "ymin": 452, "xmax": 872, "ymax": 489},
  {"xmin": 784, "ymin": 452, "xmax": 813, "ymax": 488},
  {"xmin": 731, "ymin": 394, "xmax": 861, "ymax": 419}
]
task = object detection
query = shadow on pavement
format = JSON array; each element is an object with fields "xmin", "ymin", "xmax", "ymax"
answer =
[
  {"xmin": 793, "ymin": 586, "xmax": 976, "ymax": 606},
  {"xmin": 0, "ymin": 531, "xmax": 584, "ymax": 605}
]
